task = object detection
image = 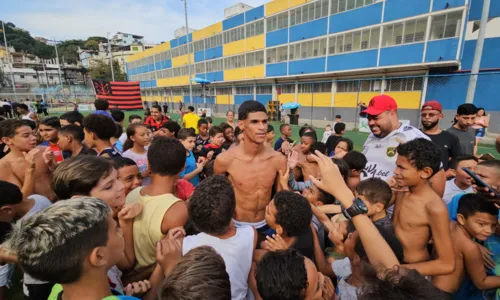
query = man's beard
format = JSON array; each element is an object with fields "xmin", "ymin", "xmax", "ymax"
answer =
[{"xmin": 421, "ymin": 120, "xmax": 439, "ymax": 131}]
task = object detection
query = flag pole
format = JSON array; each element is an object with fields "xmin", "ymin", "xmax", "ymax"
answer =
[{"xmin": 2, "ymin": 21, "xmax": 18, "ymax": 102}]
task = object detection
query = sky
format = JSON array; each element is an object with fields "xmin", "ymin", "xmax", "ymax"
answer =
[{"xmin": 0, "ymin": 0, "xmax": 268, "ymax": 44}]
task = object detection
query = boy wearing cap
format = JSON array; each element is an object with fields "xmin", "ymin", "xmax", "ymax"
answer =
[{"xmin": 421, "ymin": 101, "xmax": 461, "ymax": 173}]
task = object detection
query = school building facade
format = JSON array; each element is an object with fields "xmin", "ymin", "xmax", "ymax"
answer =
[{"xmin": 126, "ymin": 0, "xmax": 500, "ymax": 133}]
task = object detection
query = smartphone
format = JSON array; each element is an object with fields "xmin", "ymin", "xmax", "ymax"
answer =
[
  {"xmin": 462, "ymin": 167, "xmax": 500, "ymax": 198},
  {"xmin": 50, "ymin": 144, "xmax": 64, "ymax": 163}
]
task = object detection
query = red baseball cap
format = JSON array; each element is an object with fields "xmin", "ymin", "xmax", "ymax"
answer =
[
  {"xmin": 421, "ymin": 100, "xmax": 442, "ymax": 112},
  {"xmin": 360, "ymin": 95, "xmax": 398, "ymax": 116}
]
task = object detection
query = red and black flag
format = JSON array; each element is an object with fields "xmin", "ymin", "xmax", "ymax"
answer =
[{"xmin": 92, "ymin": 80, "xmax": 143, "ymax": 110}]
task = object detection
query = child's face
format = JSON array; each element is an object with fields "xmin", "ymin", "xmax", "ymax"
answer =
[
  {"xmin": 224, "ymin": 127, "xmax": 234, "ymax": 143},
  {"xmin": 325, "ymin": 126, "xmax": 332, "ymax": 131},
  {"xmin": 343, "ymin": 230, "xmax": 358, "ymax": 261},
  {"xmin": 39, "ymin": 124, "xmax": 59, "ymax": 143},
  {"xmin": 300, "ymin": 136, "xmax": 313, "ymax": 154},
  {"xmin": 132, "ymin": 126, "xmax": 152, "ymax": 147},
  {"xmin": 356, "ymin": 194, "xmax": 384, "ymax": 218},
  {"xmin": 282, "ymin": 125, "xmax": 292, "ymax": 137},
  {"xmin": 90, "ymin": 168, "xmax": 125, "ymax": 217},
  {"xmin": 473, "ymin": 165, "xmax": 500, "ymax": 194},
  {"xmin": 334, "ymin": 141, "xmax": 349, "ymax": 157},
  {"xmin": 266, "ymin": 130, "xmax": 275, "ymax": 142},
  {"xmin": 56, "ymin": 133, "xmax": 72, "ymax": 151},
  {"xmin": 103, "ymin": 213, "xmax": 125, "ymax": 267},
  {"xmin": 198, "ymin": 124, "xmax": 209, "ymax": 136},
  {"xmin": 211, "ymin": 133, "xmax": 224, "ymax": 146},
  {"xmin": 459, "ymin": 212, "xmax": 497, "ymax": 242},
  {"xmin": 117, "ymin": 165, "xmax": 141, "ymax": 197},
  {"xmin": 4, "ymin": 125, "xmax": 37, "ymax": 152},
  {"xmin": 303, "ymin": 186, "xmax": 321, "ymax": 206},
  {"xmin": 130, "ymin": 118, "xmax": 142, "ymax": 124},
  {"xmin": 455, "ymin": 160, "xmax": 478, "ymax": 187},
  {"xmin": 181, "ymin": 136, "xmax": 196, "ymax": 151},
  {"xmin": 394, "ymin": 155, "xmax": 428, "ymax": 187}
]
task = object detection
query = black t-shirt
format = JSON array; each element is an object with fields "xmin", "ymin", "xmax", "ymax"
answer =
[
  {"xmin": 326, "ymin": 135, "xmax": 342, "ymax": 156},
  {"xmin": 195, "ymin": 135, "xmax": 210, "ymax": 154},
  {"xmin": 424, "ymin": 130, "xmax": 461, "ymax": 170},
  {"xmin": 99, "ymin": 148, "xmax": 122, "ymax": 158},
  {"xmin": 77, "ymin": 146, "xmax": 97, "ymax": 156}
]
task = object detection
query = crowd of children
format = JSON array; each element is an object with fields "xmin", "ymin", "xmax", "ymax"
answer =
[{"xmin": 0, "ymin": 97, "xmax": 499, "ymax": 300}]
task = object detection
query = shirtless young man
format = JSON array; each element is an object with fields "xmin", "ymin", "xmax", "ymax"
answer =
[
  {"xmin": 215, "ymin": 100, "xmax": 287, "ymax": 234},
  {"xmin": 391, "ymin": 138, "xmax": 455, "ymax": 276},
  {"xmin": 0, "ymin": 120, "xmax": 55, "ymax": 201}
]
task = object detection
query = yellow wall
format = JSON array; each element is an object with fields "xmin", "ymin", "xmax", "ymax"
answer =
[
  {"xmin": 172, "ymin": 54, "xmax": 194, "ymax": 67},
  {"xmin": 223, "ymin": 39, "xmax": 246, "ymax": 56},
  {"xmin": 245, "ymin": 65, "xmax": 265, "ymax": 79},
  {"xmin": 172, "ymin": 95, "xmax": 183, "ymax": 103},
  {"xmin": 278, "ymin": 93, "xmax": 296, "ymax": 104},
  {"xmin": 157, "ymin": 76, "xmax": 190, "ymax": 87},
  {"xmin": 289, "ymin": 0, "xmax": 308, "ymax": 8},
  {"xmin": 224, "ymin": 68, "xmax": 246, "ymax": 81},
  {"xmin": 384, "ymin": 91, "xmax": 421, "ymax": 109},
  {"xmin": 266, "ymin": 0, "xmax": 289, "ymax": 16},
  {"xmin": 141, "ymin": 96, "xmax": 147, "ymax": 102},
  {"xmin": 193, "ymin": 22, "xmax": 223, "ymax": 41},
  {"xmin": 153, "ymin": 96, "xmax": 161, "ymax": 102},
  {"xmin": 216, "ymin": 95, "xmax": 233, "ymax": 105},
  {"xmin": 334, "ymin": 93, "xmax": 358, "ymax": 108},
  {"xmin": 245, "ymin": 35, "xmax": 265, "ymax": 51}
]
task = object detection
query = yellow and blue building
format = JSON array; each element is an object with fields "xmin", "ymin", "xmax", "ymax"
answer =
[{"xmin": 126, "ymin": 0, "xmax": 500, "ymax": 133}]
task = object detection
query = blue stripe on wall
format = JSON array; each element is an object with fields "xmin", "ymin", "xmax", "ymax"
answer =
[
  {"xmin": 473, "ymin": 73, "xmax": 500, "ymax": 111},
  {"xmin": 151, "ymin": 80, "xmax": 157, "ymax": 88},
  {"xmin": 432, "ymin": 0, "xmax": 465, "ymax": 11},
  {"xmin": 289, "ymin": 18, "xmax": 328, "ymax": 43},
  {"xmin": 425, "ymin": 38, "xmax": 459, "ymax": 63},
  {"xmin": 256, "ymin": 94, "xmax": 272, "ymax": 105},
  {"xmin": 205, "ymin": 46, "xmax": 223, "ymax": 60},
  {"xmin": 235, "ymin": 95, "xmax": 255, "ymax": 105},
  {"xmin": 289, "ymin": 57, "xmax": 326, "ymax": 75},
  {"xmin": 183, "ymin": 96, "xmax": 205, "ymax": 104},
  {"xmin": 246, "ymin": 5, "xmax": 264, "ymax": 21},
  {"xmin": 171, "ymin": 38, "xmax": 179, "ymax": 48},
  {"xmin": 383, "ymin": 0, "xmax": 430, "ymax": 22},
  {"xmin": 266, "ymin": 62, "xmax": 287, "ymax": 77},
  {"xmin": 195, "ymin": 73, "xmax": 207, "ymax": 80},
  {"xmin": 194, "ymin": 50, "xmax": 205, "ymax": 62},
  {"xmin": 148, "ymin": 64, "xmax": 155, "ymax": 72},
  {"xmin": 461, "ymin": 38, "xmax": 500, "ymax": 70},
  {"xmin": 425, "ymin": 74, "xmax": 467, "ymax": 110},
  {"xmin": 266, "ymin": 28, "xmax": 288, "ymax": 47},
  {"xmin": 329, "ymin": 2, "xmax": 383, "ymax": 33},
  {"xmin": 155, "ymin": 62, "xmax": 162, "ymax": 70},
  {"xmin": 178, "ymin": 33, "xmax": 193, "ymax": 46},
  {"xmin": 379, "ymin": 43, "xmax": 425, "ymax": 66},
  {"xmin": 223, "ymin": 13, "xmax": 245, "ymax": 31},
  {"xmin": 162, "ymin": 60, "xmax": 172, "ymax": 69},
  {"xmin": 206, "ymin": 71, "xmax": 224, "ymax": 82},
  {"xmin": 469, "ymin": 0, "xmax": 500, "ymax": 20},
  {"xmin": 327, "ymin": 49, "xmax": 378, "ymax": 72}
]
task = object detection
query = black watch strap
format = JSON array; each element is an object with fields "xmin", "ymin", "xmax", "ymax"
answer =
[{"xmin": 342, "ymin": 198, "xmax": 368, "ymax": 220}]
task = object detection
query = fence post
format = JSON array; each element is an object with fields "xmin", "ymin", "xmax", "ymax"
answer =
[
  {"xmin": 354, "ymin": 80, "xmax": 361, "ymax": 130},
  {"xmin": 417, "ymin": 73, "xmax": 429, "ymax": 127}
]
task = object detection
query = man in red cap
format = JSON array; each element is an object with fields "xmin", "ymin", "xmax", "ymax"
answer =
[
  {"xmin": 421, "ymin": 100, "xmax": 461, "ymax": 176},
  {"xmin": 360, "ymin": 95, "xmax": 446, "ymax": 197}
]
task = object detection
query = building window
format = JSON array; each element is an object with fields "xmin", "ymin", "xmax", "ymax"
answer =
[
  {"xmin": 386, "ymin": 77, "xmax": 423, "ymax": 91},
  {"xmin": 132, "ymin": 46, "xmax": 139, "ymax": 51},
  {"xmin": 224, "ymin": 54, "xmax": 245, "ymax": 69},
  {"xmin": 195, "ymin": 62, "xmax": 206, "ymax": 74},
  {"xmin": 33, "ymin": 75, "xmax": 37, "ymax": 79},
  {"xmin": 236, "ymin": 86, "xmax": 253, "ymax": 94},
  {"xmin": 20, "ymin": 75, "xmax": 25, "ymax": 79},
  {"xmin": 337, "ymin": 80, "xmax": 358, "ymax": 92},
  {"xmin": 206, "ymin": 58, "xmax": 223, "ymax": 73},
  {"xmin": 216, "ymin": 87, "xmax": 232, "ymax": 95},
  {"xmin": 246, "ymin": 50, "xmax": 264, "ymax": 67},
  {"xmin": 277, "ymin": 84, "xmax": 295, "ymax": 94},
  {"xmin": 431, "ymin": 11, "xmax": 462, "ymax": 40},
  {"xmin": 382, "ymin": 17, "xmax": 427, "ymax": 47},
  {"xmin": 266, "ymin": 46, "xmax": 288, "ymax": 64},
  {"xmin": 206, "ymin": 34, "xmax": 223, "ymax": 49},
  {"xmin": 246, "ymin": 20, "xmax": 264, "ymax": 38},
  {"xmin": 193, "ymin": 39, "xmax": 205, "ymax": 52},
  {"xmin": 224, "ymin": 26, "xmax": 245, "ymax": 44},
  {"xmin": 49, "ymin": 76, "xmax": 54, "ymax": 79},
  {"xmin": 290, "ymin": 0, "xmax": 329, "ymax": 26},
  {"xmin": 315, "ymin": 82, "xmax": 332, "ymax": 93},
  {"xmin": 289, "ymin": 38, "xmax": 326, "ymax": 61},
  {"xmin": 256, "ymin": 86, "xmax": 272, "ymax": 94},
  {"xmin": 331, "ymin": 0, "xmax": 377, "ymax": 15},
  {"xmin": 329, "ymin": 27, "xmax": 380, "ymax": 55},
  {"xmin": 267, "ymin": 11, "xmax": 289, "ymax": 33},
  {"xmin": 298, "ymin": 83, "xmax": 313, "ymax": 93}
]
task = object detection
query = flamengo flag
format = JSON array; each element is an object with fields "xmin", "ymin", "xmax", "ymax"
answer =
[{"xmin": 92, "ymin": 80, "xmax": 143, "ymax": 110}]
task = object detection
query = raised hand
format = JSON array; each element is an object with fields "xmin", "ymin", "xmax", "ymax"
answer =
[
  {"xmin": 118, "ymin": 203, "xmax": 143, "ymax": 220},
  {"xmin": 287, "ymin": 151, "xmax": 299, "ymax": 169},
  {"xmin": 124, "ymin": 280, "xmax": 151, "ymax": 296},
  {"xmin": 167, "ymin": 226, "xmax": 186, "ymax": 241},
  {"xmin": 156, "ymin": 238, "xmax": 182, "ymax": 275},
  {"xmin": 263, "ymin": 234, "xmax": 288, "ymax": 252},
  {"xmin": 23, "ymin": 148, "xmax": 39, "ymax": 172},
  {"xmin": 278, "ymin": 167, "xmax": 290, "ymax": 191},
  {"xmin": 41, "ymin": 146, "xmax": 55, "ymax": 168}
]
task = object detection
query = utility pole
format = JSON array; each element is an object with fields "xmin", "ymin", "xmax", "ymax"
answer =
[
  {"xmin": 51, "ymin": 39, "xmax": 63, "ymax": 86},
  {"xmin": 106, "ymin": 32, "xmax": 115, "ymax": 81},
  {"xmin": 1, "ymin": 21, "xmax": 18, "ymax": 101},
  {"xmin": 182, "ymin": 0, "xmax": 193, "ymax": 105},
  {"xmin": 466, "ymin": 0, "xmax": 490, "ymax": 104}
]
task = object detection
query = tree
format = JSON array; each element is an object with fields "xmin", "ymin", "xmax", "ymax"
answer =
[
  {"xmin": 87, "ymin": 36, "xmax": 107, "ymax": 44},
  {"xmin": 84, "ymin": 40, "xmax": 99, "ymax": 51},
  {"xmin": 89, "ymin": 58, "xmax": 126, "ymax": 82}
]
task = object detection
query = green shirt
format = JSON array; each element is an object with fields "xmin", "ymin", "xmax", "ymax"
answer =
[{"xmin": 48, "ymin": 284, "xmax": 139, "ymax": 300}]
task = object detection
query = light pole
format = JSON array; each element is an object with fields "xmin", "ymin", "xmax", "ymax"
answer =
[
  {"xmin": 49, "ymin": 39, "xmax": 63, "ymax": 86},
  {"xmin": 182, "ymin": 0, "xmax": 193, "ymax": 105},
  {"xmin": 106, "ymin": 32, "xmax": 115, "ymax": 82}
]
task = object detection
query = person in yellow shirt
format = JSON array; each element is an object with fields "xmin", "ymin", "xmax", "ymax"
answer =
[{"xmin": 182, "ymin": 106, "xmax": 201, "ymax": 134}]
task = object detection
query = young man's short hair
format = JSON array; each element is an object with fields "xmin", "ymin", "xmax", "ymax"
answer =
[
  {"xmin": 59, "ymin": 124, "xmax": 85, "ymax": 143},
  {"xmin": 109, "ymin": 156, "xmax": 137, "ymax": 170},
  {"xmin": 110, "ymin": 109, "xmax": 125, "ymax": 123},
  {"xmin": 113, "ymin": 122, "xmax": 123, "ymax": 139},
  {"xmin": 457, "ymin": 103, "xmax": 477, "ymax": 116},
  {"xmin": 151, "ymin": 104, "xmax": 162, "ymax": 112},
  {"xmin": 302, "ymin": 131, "xmax": 317, "ymax": 142},
  {"xmin": 51, "ymin": 156, "xmax": 113, "ymax": 200},
  {"xmin": 205, "ymin": 117, "xmax": 213, "ymax": 124},
  {"xmin": 162, "ymin": 120, "xmax": 181, "ymax": 138},
  {"xmin": 256, "ymin": 249, "xmax": 308, "ymax": 300},
  {"xmin": 188, "ymin": 175, "xmax": 235, "ymax": 235},
  {"xmin": 178, "ymin": 128, "xmax": 196, "ymax": 140},
  {"xmin": 356, "ymin": 178, "xmax": 392, "ymax": 208},
  {"xmin": 148, "ymin": 137, "xmax": 186, "ymax": 176},
  {"xmin": 355, "ymin": 225, "xmax": 405, "ymax": 263},
  {"xmin": 299, "ymin": 126, "xmax": 315, "ymax": 138},
  {"xmin": 40, "ymin": 116, "xmax": 61, "ymax": 130},
  {"xmin": 17, "ymin": 103, "xmax": 28, "ymax": 111},
  {"xmin": 449, "ymin": 155, "xmax": 478, "ymax": 170},
  {"xmin": 458, "ymin": 193, "xmax": 499, "ymax": 218},
  {"xmin": 396, "ymin": 138, "xmax": 441, "ymax": 178},
  {"xmin": 220, "ymin": 123, "xmax": 233, "ymax": 133},
  {"xmin": 160, "ymin": 246, "xmax": 231, "ymax": 300},
  {"xmin": 335, "ymin": 115, "xmax": 342, "ymax": 119},
  {"xmin": 0, "ymin": 120, "xmax": 30, "ymax": 138},
  {"xmin": 238, "ymin": 100, "xmax": 267, "ymax": 120},
  {"xmin": 267, "ymin": 124, "xmax": 274, "ymax": 133},
  {"xmin": 94, "ymin": 99, "xmax": 109, "ymax": 111},
  {"xmin": 274, "ymin": 191, "xmax": 312, "ymax": 236},
  {"xmin": 197, "ymin": 118, "xmax": 208, "ymax": 127},
  {"xmin": 60, "ymin": 111, "xmax": 84, "ymax": 125},
  {"xmin": 343, "ymin": 151, "xmax": 368, "ymax": 171},
  {"xmin": 477, "ymin": 159, "xmax": 500, "ymax": 173},
  {"xmin": 310, "ymin": 142, "xmax": 327, "ymax": 155},
  {"xmin": 334, "ymin": 122, "xmax": 346, "ymax": 134},
  {"xmin": 188, "ymin": 106, "xmax": 195, "ymax": 112},
  {"xmin": 279, "ymin": 123, "xmax": 290, "ymax": 134},
  {"xmin": 0, "ymin": 180, "xmax": 23, "ymax": 206},
  {"xmin": 332, "ymin": 158, "xmax": 350, "ymax": 183},
  {"xmin": 128, "ymin": 114, "xmax": 142, "ymax": 123},
  {"xmin": 22, "ymin": 119, "xmax": 37, "ymax": 130},
  {"xmin": 82, "ymin": 114, "xmax": 117, "ymax": 140},
  {"xmin": 4, "ymin": 197, "xmax": 110, "ymax": 284},
  {"xmin": 209, "ymin": 126, "xmax": 223, "ymax": 138}
]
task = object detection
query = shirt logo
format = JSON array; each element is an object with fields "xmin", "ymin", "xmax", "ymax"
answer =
[
  {"xmin": 374, "ymin": 144, "xmax": 383, "ymax": 149},
  {"xmin": 386, "ymin": 147, "xmax": 397, "ymax": 158}
]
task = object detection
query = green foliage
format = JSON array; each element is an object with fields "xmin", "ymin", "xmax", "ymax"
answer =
[
  {"xmin": 89, "ymin": 59, "xmax": 126, "ymax": 82},
  {"xmin": 84, "ymin": 40, "xmax": 99, "ymax": 51}
]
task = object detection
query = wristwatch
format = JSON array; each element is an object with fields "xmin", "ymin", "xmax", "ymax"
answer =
[{"xmin": 342, "ymin": 198, "xmax": 368, "ymax": 220}]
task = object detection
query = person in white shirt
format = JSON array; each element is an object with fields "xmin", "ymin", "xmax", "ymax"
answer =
[
  {"xmin": 443, "ymin": 155, "xmax": 478, "ymax": 204},
  {"xmin": 321, "ymin": 124, "xmax": 333, "ymax": 143},
  {"xmin": 177, "ymin": 175, "xmax": 257, "ymax": 300},
  {"xmin": 17, "ymin": 103, "xmax": 35, "ymax": 121},
  {"xmin": 360, "ymin": 95, "xmax": 446, "ymax": 198}
]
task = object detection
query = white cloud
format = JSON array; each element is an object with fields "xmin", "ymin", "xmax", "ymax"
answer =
[{"xmin": 4, "ymin": 0, "xmax": 268, "ymax": 44}]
